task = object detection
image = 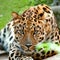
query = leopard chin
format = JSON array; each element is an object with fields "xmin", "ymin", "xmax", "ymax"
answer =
[{"xmin": 24, "ymin": 50, "xmax": 34, "ymax": 56}]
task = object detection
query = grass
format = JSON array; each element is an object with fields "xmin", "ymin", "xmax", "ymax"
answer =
[{"xmin": 0, "ymin": 0, "xmax": 34, "ymax": 30}]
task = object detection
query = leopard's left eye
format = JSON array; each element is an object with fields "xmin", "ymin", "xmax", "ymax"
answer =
[{"xmin": 19, "ymin": 29, "xmax": 24, "ymax": 34}]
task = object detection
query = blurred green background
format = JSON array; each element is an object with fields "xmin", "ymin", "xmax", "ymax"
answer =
[{"xmin": 0, "ymin": 0, "xmax": 60, "ymax": 29}]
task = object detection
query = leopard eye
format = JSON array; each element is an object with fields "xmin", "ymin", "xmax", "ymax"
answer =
[
  {"xmin": 19, "ymin": 29, "xmax": 24, "ymax": 34},
  {"xmin": 33, "ymin": 30, "xmax": 38, "ymax": 35}
]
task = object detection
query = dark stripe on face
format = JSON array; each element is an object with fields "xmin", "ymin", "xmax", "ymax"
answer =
[
  {"xmin": 4, "ymin": 28, "xmax": 6, "ymax": 33},
  {"xmin": 9, "ymin": 36, "xmax": 13, "ymax": 41},
  {"xmin": 11, "ymin": 53, "xmax": 14, "ymax": 57},
  {"xmin": 0, "ymin": 38, "xmax": 1, "ymax": 42},
  {"xmin": 3, "ymin": 34, "xmax": 6, "ymax": 37}
]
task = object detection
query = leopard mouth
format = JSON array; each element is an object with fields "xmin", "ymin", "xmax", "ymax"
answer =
[
  {"xmin": 21, "ymin": 44, "xmax": 35, "ymax": 56},
  {"xmin": 24, "ymin": 50, "xmax": 34, "ymax": 56}
]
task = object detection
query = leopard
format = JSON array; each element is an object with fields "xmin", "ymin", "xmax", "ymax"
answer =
[{"xmin": 0, "ymin": 4, "xmax": 60, "ymax": 60}]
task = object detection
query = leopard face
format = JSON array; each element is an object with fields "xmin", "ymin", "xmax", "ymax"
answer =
[{"xmin": 11, "ymin": 4, "xmax": 58, "ymax": 57}]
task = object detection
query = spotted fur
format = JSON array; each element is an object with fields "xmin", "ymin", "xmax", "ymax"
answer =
[{"xmin": 0, "ymin": 4, "xmax": 60, "ymax": 60}]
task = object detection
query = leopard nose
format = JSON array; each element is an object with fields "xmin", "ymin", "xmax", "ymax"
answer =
[{"xmin": 25, "ymin": 44, "xmax": 32, "ymax": 48}]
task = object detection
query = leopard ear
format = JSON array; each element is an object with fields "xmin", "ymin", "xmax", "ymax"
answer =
[{"xmin": 12, "ymin": 12, "xmax": 20, "ymax": 19}]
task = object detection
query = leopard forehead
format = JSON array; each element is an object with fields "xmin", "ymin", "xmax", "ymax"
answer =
[{"xmin": 13, "ymin": 4, "xmax": 52, "ymax": 30}]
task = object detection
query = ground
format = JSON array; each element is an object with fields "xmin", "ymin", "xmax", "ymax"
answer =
[{"xmin": 0, "ymin": 54, "xmax": 60, "ymax": 60}]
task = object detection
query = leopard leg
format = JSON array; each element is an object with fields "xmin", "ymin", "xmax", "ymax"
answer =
[
  {"xmin": 9, "ymin": 48, "xmax": 21, "ymax": 60},
  {"xmin": 32, "ymin": 49, "xmax": 46, "ymax": 60},
  {"xmin": 32, "ymin": 49, "xmax": 56, "ymax": 60},
  {"xmin": 9, "ymin": 41, "xmax": 23, "ymax": 60}
]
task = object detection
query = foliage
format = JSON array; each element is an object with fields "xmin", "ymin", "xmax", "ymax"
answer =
[
  {"xmin": 34, "ymin": 0, "xmax": 53, "ymax": 5},
  {"xmin": 36, "ymin": 42, "xmax": 60, "ymax": 53}
]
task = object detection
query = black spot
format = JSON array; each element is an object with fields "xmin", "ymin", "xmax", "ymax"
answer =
[
  {"xmin": 55, "ymin": 32, "xmax": 57, "ymax": 36},
  {"xmin": 40, "ymin": 37, "xmax": 41, "ymax": 39},
  {"xmin": 33, "ymin": 15, "xmax": 36, "ymax": 18},
  {"xmin": 41, "ymin": 55, "xmax": 45, "ymax": 59},
  {"xmin": 3, "ymin": 34, "xmax": 6, "ymax": 37},
  {"xmin": 0, "ymin": 38, "xmax": 1, "ymax": 42},
  {"xmin": 46, "ymin": 19, "xmax": 48, "ymax": 22},
  {"xmin": 9, "ymin": 57, "xmax": 11, "ymax": 60},
  {"xmin": 16, "ymin": 37, "xmax": 18, "ymax": 39},
  {"xmin": 43, "ymin": 7, "xmax": 50, "ymax": 13},
  {"xmin": 36, "ymin": 10, "xmax": 38, "ymax": 13},
  {"xmin": 36, "ymin": 53, "xmax": 40, "ymax": 57},
  {"xmin": 22, "ymin": 14, "xmax": 25, "ymax": 17},
  {"xmin": 15, "ymin": 56, "xmax": 17, "ymax": 58},
  {"xmin": 10, "ymin": 36, "xmax": 13, "ymax": 41},
  {"xmin": 11, "ymin": 53, "xmax": 14, "ymax": 57},
  {"xmin": 37, "ymin": 25, "xmax": 40, "ymax": 28},
  {"xmin": 16, "ymin": 52, "xmax": 19, "ymax": 56},
  {"xmin": 4, "ymin": 28, "xmax": 6, "ymax": 33},
  {"xmin": 47, "ymin": 37, "xmax": 49, "ymax": 40},
  {"xmin": 15, "ymin": 31, "xmax": 17, "ymax": 34},
  {"xmin": 57, "ymin": 36, "xmax": 59, "ymax": 39},
  {"xmin": 12, "ymin": 58, "xmax": 14, "ymax": 60},
  {"xmin": 15, "ymin": 45, "xmax": 20, "ymax": 49},
  {"xmin": 39, "ymin": 12, "xmax": 44, "ymax": 17},
  {"xmin": 42, "ymin": 32, "xmax": 44, "ymax": 35},
  {"xmin": 33, "ymin": 23, "xmax": 35, "ymax": 26},
  {"xmin": 14, "ymin": 40, "xmax": 17, "ymax": 43},
  {"xmin": 47, "ymin": 51, "xmax": 50, "ymax": 55},
  {"xmin": 41, "ymin": 37, "xmax": 44, "ymax": 40},
  {"xmin": 43, "ymin": 7, "xmax": 46, "ymax": 11},
  {"xmin": 47, "ymin": 55, "xmax": 50, "ymax": 57},
  {"xmin": 55, "ymin": 42, "xmax": 58, "ymax": 44},
  {"xmin": 34, "ymin": 19, "xmax": 37, "ymax": 22},
  {"xmin": 22, "ymin": 17, "xmax": 25, "ymax": 21},
  {"xmin": 49, "ymin": 19, "xmax": 50, "ymax": 21},
  {"xmin": 51, "ymin": 50, "xmax": 55, "ymax": 54},
  {"xmin": 38, "ymin": 21, "xmax": 41, "ymax": 23},
  {"xmin": 41, "ymin": 51, "xmax": 45, "ymax": 54},
  {"xmin": 23, "ymin": 23, "xmax": 26, "ymax": 25},
  {"xmin": 46, "ymin": 11, "xmax": 50, "ymax": 13},
  {"xmin": 35, "ymin": 12, "xmax": 37, "ymax": 14},
  {"xmin": 51, "ymin": 36, "xmax": 54, "ymax": 39},
  {"xmin": 19, "ymin": 24, "xmax": 21, "ymax": 27},
  {"xmin": 37, "ymin": 6, "xmax": 40, "ymax": 9},
  {"xmin": 45, "ymin": 6, "xmax": 51, "ymax": 10},
  {"xmin": 51, "ymin": 50, "xmax": 56, "ymax": 55},
  {"xmin": 12, "ymin": 50, "xmax": 15, "ymax": 52}
]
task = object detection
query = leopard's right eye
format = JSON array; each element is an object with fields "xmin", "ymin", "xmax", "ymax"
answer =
[{"xmin": 33, "ymin": 30, "xmax": 38, "ymax": 35}]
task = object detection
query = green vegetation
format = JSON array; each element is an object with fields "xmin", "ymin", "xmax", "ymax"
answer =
[
  {"xmin": 35, "ymin": 42, "xmax": 60, "ymax": 53},
  {"xmin": 0, "ymin": 0, "xmax": 31, "ymax": 29}
]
